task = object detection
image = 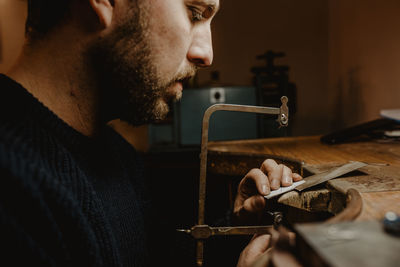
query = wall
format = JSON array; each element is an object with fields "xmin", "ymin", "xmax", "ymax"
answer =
[
  {"xmin": 196, "ymin": 0, "xmax": 330, "ymax": 135},
  {"xmin": 327, "ymin": 0, "xmax": 400, "ymax": 130}
]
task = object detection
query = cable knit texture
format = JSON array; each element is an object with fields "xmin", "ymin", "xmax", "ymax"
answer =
[{"xmin": 0, "ymin": 74, "xmax": 150, "ymax": 266}]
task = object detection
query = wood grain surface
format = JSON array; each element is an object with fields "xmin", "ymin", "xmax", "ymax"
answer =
[
  {"xmin": 208, "ymin": 136, "xmax": 400, "ymax": 167},
  {"xmin": 207, "ymin": 135, "xmax": 400, "ymax": 220}
]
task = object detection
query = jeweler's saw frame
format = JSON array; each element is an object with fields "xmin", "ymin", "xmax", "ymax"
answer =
[{"xmin": 182, "ymin": 96, "xmax": 290, "ymax": 266}]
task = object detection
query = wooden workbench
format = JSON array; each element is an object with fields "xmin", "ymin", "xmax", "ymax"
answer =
[{"xmin": 207, "ymin": 135, "xmax": 400, "ymax": 221}]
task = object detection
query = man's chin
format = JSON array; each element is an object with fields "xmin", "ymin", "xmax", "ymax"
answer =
[
  {"xmin": 153, "ymin": 93, "xmax": 183, "ymax": 122},
  {"xmin": 153, "ymin": 98, "xmax": 171, "ymax": 120}
]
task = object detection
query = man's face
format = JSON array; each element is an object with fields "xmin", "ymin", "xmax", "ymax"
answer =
[{"xmin": 91, "ymin": 0, "xmax": 219, "ymax": 125}]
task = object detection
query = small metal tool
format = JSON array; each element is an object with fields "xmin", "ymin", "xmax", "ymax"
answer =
[
  {"xmin": 177, "ymin": 225, "xmax": 275, "ymax": 239},
  {"xmin": 265, "ymin": 161, "xmax": 368, "ymax": 199}
]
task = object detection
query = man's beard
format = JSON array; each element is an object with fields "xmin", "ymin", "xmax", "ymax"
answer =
[{"xmin": 87, "ymin": 5, "xmax": 196, "ymax": 126}]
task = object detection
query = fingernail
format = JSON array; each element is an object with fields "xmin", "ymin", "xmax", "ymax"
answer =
[
  {"xmin": 284, "ymin": 175, "xmax": 291, "ymax": 185},
  {"xmin": 262, "ymin": 184, "xmax": 269, "ymax": 195},
  {"xmin": 271, "ymin": 179, "xmax": 280, "ymax": 189}
]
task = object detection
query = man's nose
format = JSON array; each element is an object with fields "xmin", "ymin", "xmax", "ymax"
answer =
[{"xmin": 187, "ymin": 27, "xmax": 214, "ymax": 67}]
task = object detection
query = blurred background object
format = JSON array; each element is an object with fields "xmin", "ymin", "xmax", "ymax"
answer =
[{"xmin": 251, "ymin": 50, "xmax": 297, "ymax": 138}]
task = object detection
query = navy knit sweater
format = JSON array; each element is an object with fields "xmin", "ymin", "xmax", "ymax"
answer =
[{"xmin": 0, "ymin": 74, "xmax": 155, "ymax": 266}]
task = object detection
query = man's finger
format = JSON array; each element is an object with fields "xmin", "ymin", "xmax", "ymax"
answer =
[
  {"xmin": 243, "ymin": 195, "xmax": 266, "ymax": 213},
  {"xmin": 237, "ymin": 234, "xmax": 272, "ymax": 267},
  {"xmin": 275, "ymin": 226, "xmax": 297, "ymax": 251},
  {"xmin": 269, "ymin": 164, "xmax": 283, "ymax": 190},
  {"xmin": 260, "ymin": 159, "xmax": 282, "ymax": 190},
  {"xmin": 261, "ymin": 159, "xmax": 300, "ymax": 189},
  {"xmin": 235, "ymin": 195, "xmax": 266, "ymax": 222},
  {"xmin": 260, "ymin": 159, "xmax": 279, "ymax": 174},
  {"xmin": 292, "ymin": 173, "xmax": 303, "ymax": 182},
  {"xmin": 246, "ymin": 234, "xmax": 272, "ymax": 254},
  {"xmin": 241, "ymin": 168, "xmax": 271, "ymax": 196},
  {"xmin": 281, "ymin": 165, "xmax": 293, "ymax": 186}
]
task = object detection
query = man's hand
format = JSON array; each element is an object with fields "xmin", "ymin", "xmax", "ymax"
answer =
[
  {"xmin": 233, "ymin": 159, "xmax": 302, "ymax": 224},
  {"xmin": 237, "ymin": 234, "xmax": 275, "ymax": 267},
  {"xmin": 237, "ymin": 226, "xmax": 302, "ymax": 267}
]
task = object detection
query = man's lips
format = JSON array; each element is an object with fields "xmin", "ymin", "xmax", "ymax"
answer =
[
  {"xmin": 173, "ymin": 81, "xmax": 183, "ymax": 92},
  {"xmin": 164, "ymin": 75, "xmax": 193, "ymax": 100},
  {"xmin": 172, "ymin": 76, "xmax": 193, "ymax": 91},
  {"xmin": 168, "ymin": 81, "xmax": 183, "ymax": 91}
]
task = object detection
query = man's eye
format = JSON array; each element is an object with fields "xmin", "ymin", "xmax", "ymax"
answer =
[{"xmin": 190, "ymin": 8, "xmax": 204, "ymax": 22}]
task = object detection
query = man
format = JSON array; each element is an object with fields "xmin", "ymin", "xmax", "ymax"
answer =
[{"xmin": 0, "ymin": 0, "xmax": 302, "ymax": 266}]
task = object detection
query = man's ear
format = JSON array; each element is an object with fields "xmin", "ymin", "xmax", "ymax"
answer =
[{"xmin": 89, "ymin": 0, "xmax": 114, "ymax": 28}]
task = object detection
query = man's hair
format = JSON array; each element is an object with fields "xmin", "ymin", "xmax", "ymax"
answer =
[{"xmin": 25, "ymin": 0, "xmax": 71, "ymax": 39}]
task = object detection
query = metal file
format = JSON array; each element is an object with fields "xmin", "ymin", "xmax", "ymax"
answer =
[{"xmin": 265, "ymin": 161, "xmax": 368, "ymax": 199}]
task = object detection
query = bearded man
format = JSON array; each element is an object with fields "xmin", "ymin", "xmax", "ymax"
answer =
[{"xmin": 0, "ymin": 0, "xmax": 301, "ymax": 266}]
